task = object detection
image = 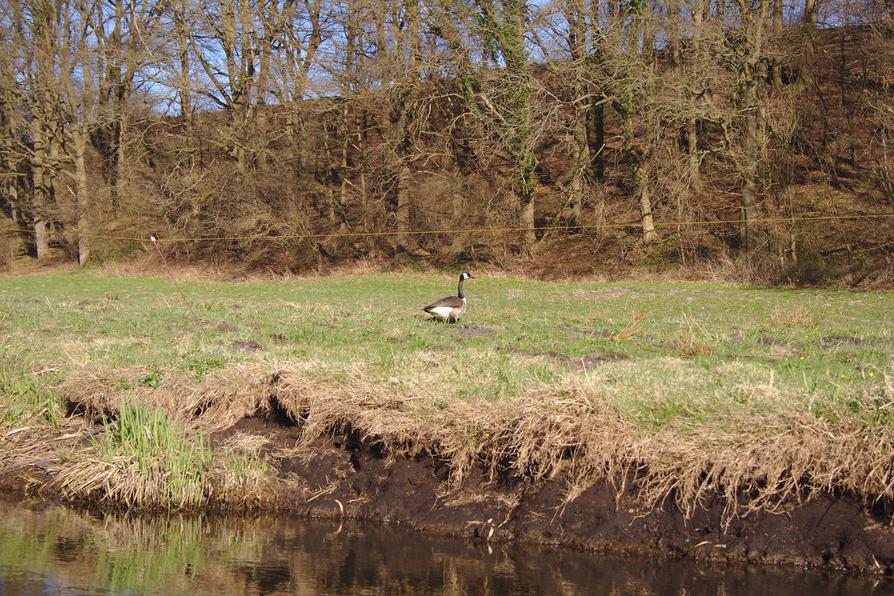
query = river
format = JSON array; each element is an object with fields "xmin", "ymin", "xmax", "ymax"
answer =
[{"xmin": 0, "ymin": 498, "xmax": 891, "ymax": 595}]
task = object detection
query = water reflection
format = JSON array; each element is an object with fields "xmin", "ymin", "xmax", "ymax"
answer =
[{"xmin": 0, "ymin": 498, "xmax": 891, "ymax": 596}]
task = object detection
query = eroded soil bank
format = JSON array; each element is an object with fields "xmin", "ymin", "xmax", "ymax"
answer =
[
  {"xmin": 15, "ymin": 407, "xmax": 892, "ymax": 577},
  {"xmin": 214, "ymin": 416, "xmax": 894, "ymax": 576},
  {"xmin": 4, "ymin": 400, "xmax": 894, "ymax": 578}
]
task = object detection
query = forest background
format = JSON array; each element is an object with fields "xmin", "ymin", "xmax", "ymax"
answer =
[{"xmin": 1, "ymin": 0, "xmax": 893, "ymax": 285}]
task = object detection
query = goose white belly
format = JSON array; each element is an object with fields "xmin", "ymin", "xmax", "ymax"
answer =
[{"xmin": 428, "ymin": 306, "xmax": 455, "ymax": 321}]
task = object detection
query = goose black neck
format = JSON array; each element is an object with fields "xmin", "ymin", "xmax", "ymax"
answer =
[{"xmin": 457, "ymin": 275, "xmax": 465, "ymax": 299}]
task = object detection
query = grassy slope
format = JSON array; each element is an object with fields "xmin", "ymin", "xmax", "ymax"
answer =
[{"xmin": 1, "ymin": 270, "xmax": 893, "ymax": 511}]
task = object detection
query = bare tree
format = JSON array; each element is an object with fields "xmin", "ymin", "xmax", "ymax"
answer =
[
  {"xmin": 443, "ymin": 0, "xmax": 540, "ymax": 249},
  {"xmin": 730, "ymin": 0, "xmax": 771, "ymax": 249},
  {"xmin": 0, "ymin": 0, "xmax": 889, "ymax": 277},
  {"xmin": 0, "ymin": 13, "xmax": 26, "ymax": 255},
  {"xmin": 89, "ymin": 0, "xmax": 160, "ymax": 209},
  {"xmin": 605, "ymin": 0, "xmax": 660, "ymax": 243},
  {"xmin": 191, "ymin": 0, "xmax": 270, "ymax": 170},
  {"xmin": 10, "ymin": 0, "xmax": 69, "ymax": 259}
]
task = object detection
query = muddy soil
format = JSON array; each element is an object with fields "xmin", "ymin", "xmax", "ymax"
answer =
[
  {"xmin": 207, "ymin": 415, "xmax": 894, "ymax": 577},
  {"xmin": 5, "ymin": 410, "xmax": 894, "ymax": 578}
]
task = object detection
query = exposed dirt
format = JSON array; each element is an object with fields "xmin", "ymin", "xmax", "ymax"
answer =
[
  {"xmin": 187, "ymin": 415, "xmax": 894, "ymax": 576},
  {"xmin": 232, "ymin": 339, "xmax": 263, "ymax": 352},
  {"xmin": 542, "ymin": 351, "xmax": 627, "ymax": 371},
  {"xmin": 450, "ymin": 324, "xmax": 497, "ymax": 338},
  {"xmin": 505, "ymin": 347, "xmax": 627, "ymax": 371},
  {"xmin": 758, "ymin": 335, "xmax": 791, "ymax": 346},
  {"xmin": 821, "ymin": 335, "xmax": 867, "ymax": 346}
]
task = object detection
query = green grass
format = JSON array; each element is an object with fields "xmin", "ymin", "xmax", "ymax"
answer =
[
  {"xmin": 100, "ymin": 404, "xmax": 211, "ymax": 506},
  {"xmin": 0, "ymin": 362, "xmax": 62, "ymax": 429},
  {"xmin": 54, "ymin": 403, "xmax": 212, "ymax": 509},
  {"xmin": 0, "ymin": 270, "xmax": 890, "ymax": 410},
  {"xmin": 53, "ymin": 402, "xmax": 269, "ymax": 510},
  {"xmin": 1, "ymin": 269, "xmax": 892, "ymax": 513}
]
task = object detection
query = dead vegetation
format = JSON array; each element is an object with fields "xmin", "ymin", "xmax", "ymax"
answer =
[
  {"xmin": 39, "ymin": 360, "xmax": 894, "ymax": 526},
  {"xmin": 770, "ymin": 305, "xmax": 818, "ymax": 329},
  {"xmin": 51, "ymin": 403, "xmax": 272, "ymax": 511}
]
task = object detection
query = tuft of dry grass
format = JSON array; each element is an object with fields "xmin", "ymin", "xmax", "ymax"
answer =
[
  {"xmin": 611, "ymin": 312, "xmax": 645, "ymax": 342},
  {"xmin": 674, "ymin": 330, "xmax": 711, "ymax": 358},
  {"xmin": 770, "ymin": 305, "xmax": 817, "ymax": 328}
]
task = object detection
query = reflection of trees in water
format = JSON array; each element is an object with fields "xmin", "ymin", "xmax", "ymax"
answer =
[{"xmin": 0, "ymin": 500, "xmax": 885, "ymax": 595}]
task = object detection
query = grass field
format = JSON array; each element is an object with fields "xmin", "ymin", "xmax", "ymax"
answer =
[
  {"xmin": 1, "ymin": 270, "xmax": 893, "ymax": 513},
  {"xmin": 2, "ymin": 271, "xmax": 890, "ymax": 402}
]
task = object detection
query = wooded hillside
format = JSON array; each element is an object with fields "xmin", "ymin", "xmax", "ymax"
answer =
[{"xmin": 1, "ymin": 0, "xmax": 892, "ymax": 284}]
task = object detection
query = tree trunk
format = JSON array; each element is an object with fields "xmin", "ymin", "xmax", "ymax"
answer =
[
  {"xmin": 797, "ymin": 0, "xmax": 819, "ymax": 90},
  {"xmin": 105, "ymin": 115, "xmax": 126, "ymax": 208},
  {"xmin": 396, "ymin": 163, "xmax": 411, "ymax": 250},
  {"xmin": 0, "ymin": 87, "xmax": 23, "ymax": 258},
  {"xmin": 570, "ymin": 109, "xmax": 588, "ymax": 227},
  {"xmin": 636, "ymin": 161, "xmax": 658, "ymax": 243},
  {"xmin": 476, "ymin": 0, "xmax": 537, "ymax": 250},
  {"xmin": 733, "ymin": 0, "xmax": 770, "ymax": 249},
  {"xmin": 173, "ymin": 0, "xmax": 195, "ymax": 167},
  {"xmin": 30, "ymin": 120, "xmax": 53, "ymax": 260},
  {"xmin": 741, "ymin": 176, "xmax": 757, "ymax": 249},
  {"xmin": 74, "ymin": 130, "xmax": 90, "ymax": 267},
  {"xmin": 771, "ymin": 0, "xmax": 784, "ymax": 87},
  {"xmin": 803, "ymin": 0, "xmax": 818, "ymax": 27},
  {"xmin": 687, "ymin": 122, "xmax": 702, "ymax": 192},
  {"xmin": 741, "ymin": 78, "xmax": 760, "ymax": 248},
  {"xmin": 521, "ymin": 195, "xmax": 536, "ymax": 247},
  {"xmin": 33, "ymin": 219, "xmax": 49, "ymax": 259},
  {"xmin": 587, "ymin": 0, "xmax": 606, "ymax": 182},
  {"xmin": 643, "ymin": 0, "xmax": 656, "ymax": 60},
  {"xmin": 568, "ymin": 0, "xmax": 589, "ymax": 229},
  {"xmin": 589, "ymin": 100, "xmax": 606, "ymax": 181},
  {"xmin": 448, "ymin": 165, "xmax": 466, "ymax": 258},
  {"xmin": 669, "ymin": 0, "xmax": 681, "ymax": 65},
  {"xmin": 686, "ymin": 0, "xmax": 705, "ymax": 192}
]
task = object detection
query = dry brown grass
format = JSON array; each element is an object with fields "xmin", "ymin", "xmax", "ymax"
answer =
[
  {"xmin": 51, "ymin": 452, "xmax": 273, "ymax": 512},
  {"xmin": 60, "ymin": 365, "xmax": 274, "ymax": 430},
  {"xmin": 770, "ymin": 305, "xmax": 818, "ymax": 329},
  {"xmin": 674, "ymin": 330, "xmax": 712, "ymax": 358},
  {"xmin": 53, "ymin": 362, "xmax": 894, "ymax": 524}
]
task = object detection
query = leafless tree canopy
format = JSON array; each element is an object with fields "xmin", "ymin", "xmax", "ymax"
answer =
[{"xmin": 1, "ymin": 0, "xmax": 892, "ymax": 282}]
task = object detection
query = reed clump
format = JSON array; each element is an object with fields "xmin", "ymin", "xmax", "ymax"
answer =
[{"xmin": 54, "ymin": 403, "xmax": 271, "ymax": 511}]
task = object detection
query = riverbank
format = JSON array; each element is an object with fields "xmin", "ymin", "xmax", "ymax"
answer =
[{"xmin": 2, "ymin": 271, "xmax": 893, "ymax": 574}]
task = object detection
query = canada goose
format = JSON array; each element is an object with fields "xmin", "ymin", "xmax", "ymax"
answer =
[{"xmin": 423, "ymin": 272, "xmax": 475, "ymax": 323}]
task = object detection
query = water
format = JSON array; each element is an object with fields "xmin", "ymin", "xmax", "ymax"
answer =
[{"xmin": 0, "ymin": 498, "xmax": 891, "ymax": 596}]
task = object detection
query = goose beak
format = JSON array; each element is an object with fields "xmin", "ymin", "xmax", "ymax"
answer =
[{"xmin": 468, "ymin": 273, "xmax": 475, "ymax": 279}]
